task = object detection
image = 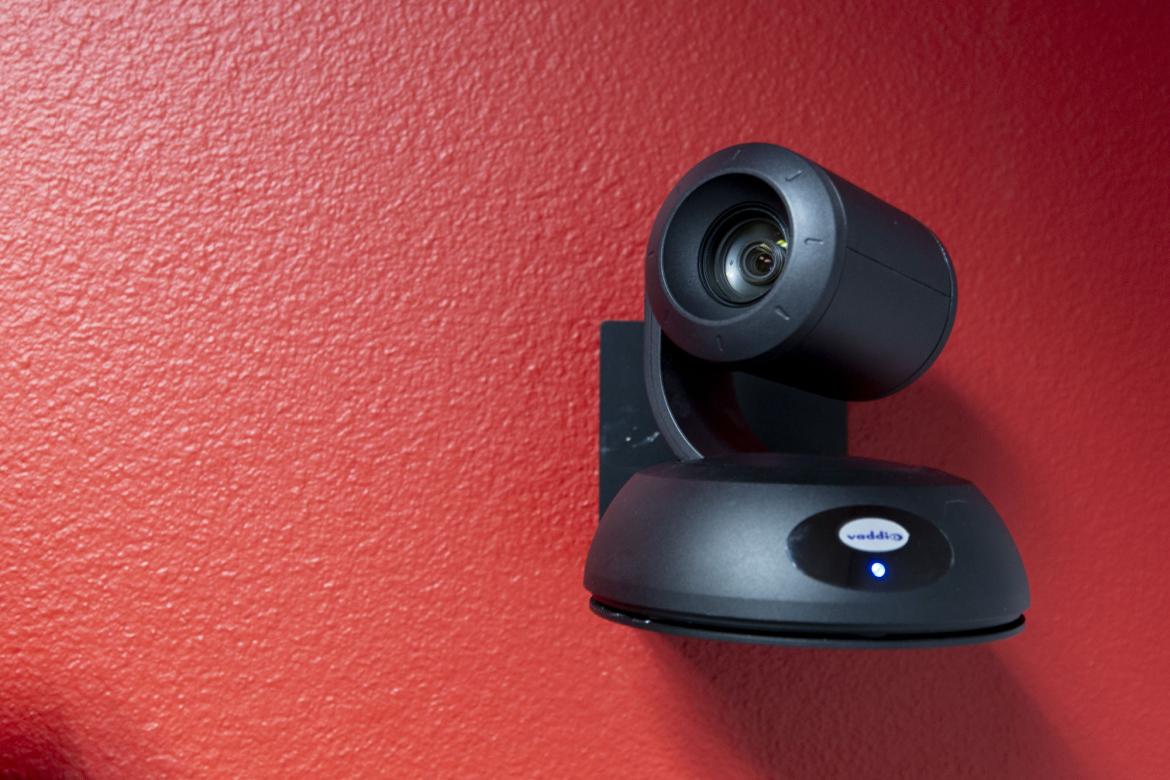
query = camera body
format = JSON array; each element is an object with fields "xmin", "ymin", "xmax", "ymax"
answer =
[
  {"xmin": 647, "ymin": 143, "xmax": 955, "ymax": 401},
  {"xmin": 584, "ymin": 143, "xmax": 1029, "ymax": 647}
]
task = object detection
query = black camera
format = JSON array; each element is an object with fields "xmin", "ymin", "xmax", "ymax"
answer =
[{"xmin": 584, "ymin": 144, "xmax": 1029, "ymax": 647}]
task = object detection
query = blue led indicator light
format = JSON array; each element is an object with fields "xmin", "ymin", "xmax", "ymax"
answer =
[{"xmin": 870, "ymin": 561, "xmax": 887, "ymax": 578}]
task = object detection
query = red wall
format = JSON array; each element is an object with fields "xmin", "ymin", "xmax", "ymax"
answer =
[{"xmin": 1, "ymin": 1, "xmax": 1168, "ymax": 777}]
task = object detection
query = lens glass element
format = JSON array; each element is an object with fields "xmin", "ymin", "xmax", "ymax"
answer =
[{"xmin": 700, "ymin": 205, "xmax": 789, "ymax": 305}]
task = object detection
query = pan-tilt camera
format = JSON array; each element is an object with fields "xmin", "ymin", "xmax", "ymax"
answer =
[{"xmin": 584, "ymin": 143, "xmax": 1029, "ymax": 647}]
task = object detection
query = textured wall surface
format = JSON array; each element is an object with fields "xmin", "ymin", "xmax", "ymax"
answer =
[{"xmin": 0, "ymin": 0, "xmax": 1168, "ymax": 777}]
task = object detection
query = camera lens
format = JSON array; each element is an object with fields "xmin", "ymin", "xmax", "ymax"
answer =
[
  {"xmin": 700, "ymin": 205, "xmax": 789, "ymax": 305},
  {"xmin": 741, "ymin": 241, "xmax": 781, "ymax": 282}
]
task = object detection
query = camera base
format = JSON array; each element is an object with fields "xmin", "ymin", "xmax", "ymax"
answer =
[{"xmin": 585, "ymin": 453, "xmax": 1029, "ymax": 648}]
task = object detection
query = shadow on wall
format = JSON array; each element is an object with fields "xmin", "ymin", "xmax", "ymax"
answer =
[
  {"xmin": 0, "ymin": 706, "xmax": 88, "ymax": 780},
  {"xmin": 648, "ymin": 635, "xmax": 1078, "ymax": 779}
]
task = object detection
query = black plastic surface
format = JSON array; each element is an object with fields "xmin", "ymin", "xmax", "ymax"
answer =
[
  {"xmin": 585, "ymin": 454, "xmax": 1031, "ymax": 642},
  {"xmin": 788, "ymin": 505, "xmax": 953, "ymax": 591}
]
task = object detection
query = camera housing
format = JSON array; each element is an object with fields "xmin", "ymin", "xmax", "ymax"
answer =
[
  {"xmin": 584, "ymin": 143, "xmax": 1029, "ymax": 647},
  {"xmin": 648, "ymin": 142, "xmax": 955, "ymax": 402}
]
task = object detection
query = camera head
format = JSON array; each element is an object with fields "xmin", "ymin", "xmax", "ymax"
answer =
[{"xmin": 646, "ymin": 143, "xmax": 955, "ymax": 401}]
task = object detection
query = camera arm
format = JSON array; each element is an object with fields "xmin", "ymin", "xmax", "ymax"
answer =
[{"xmin": 644, "ymin": 304, "xmax": 767, "ymax": 461}]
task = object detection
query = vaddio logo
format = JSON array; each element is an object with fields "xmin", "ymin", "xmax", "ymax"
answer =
[{"xmin": 837, "ymin": 518, "xmax": 910, "ymax": 552}]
